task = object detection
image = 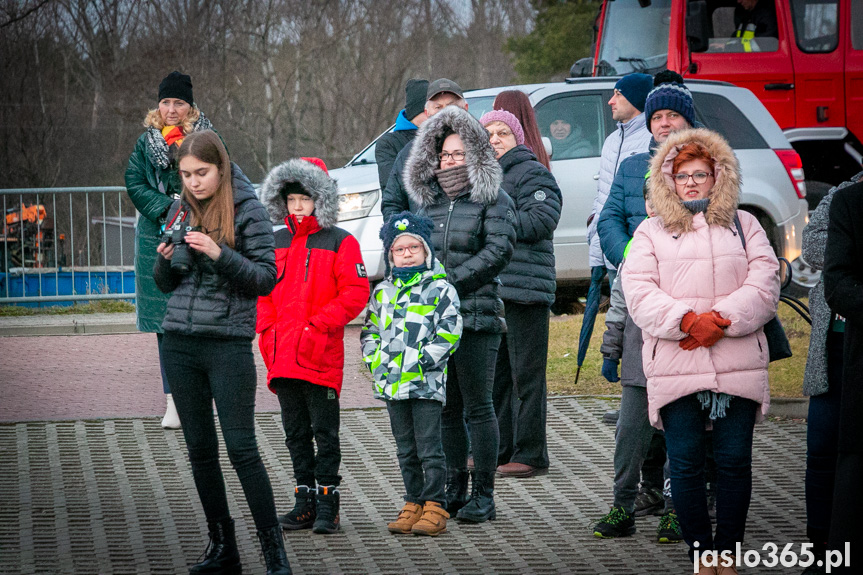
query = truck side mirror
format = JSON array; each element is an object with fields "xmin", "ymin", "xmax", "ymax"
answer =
[
  {"xmin": 686, "ymin": 0, "xmax": 710, "ymax": 54},
  {"xmin": 570, "ymin": 57, "xmax": 594, "ymax": 78}
]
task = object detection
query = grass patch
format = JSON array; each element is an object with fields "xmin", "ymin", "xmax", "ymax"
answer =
[
  {"xmin": 0, "ymin": 300, "xmax": 136, "ymax": 316},
  {"xmin": 547, "ymin": 297, "xmax": 810, "ymax": 398}
]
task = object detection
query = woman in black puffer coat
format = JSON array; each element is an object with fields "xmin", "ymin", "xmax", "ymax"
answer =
[
  {"xmin": 480, "ymin": 110, "xmax": 562, "ymax": 478},
  {"xmin": 153, "ymin": 130, "xmax": 291, "ymax": 575},
  {"xmin": 405, "ymin": 106, "xmax": 516, "ymax": 524}
]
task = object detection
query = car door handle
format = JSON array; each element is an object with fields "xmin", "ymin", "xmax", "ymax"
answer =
[
  {"xmin": 593, "ymin": 173, "xmax": 600, "ymax": 180},
  {"xmin": 764, "ymin": 83, "xmax": 794, "ymax": 91}
]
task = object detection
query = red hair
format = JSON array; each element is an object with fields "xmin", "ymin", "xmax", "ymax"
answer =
[
  {"xmin": 493, "ymin": 90, "xmax": 551, "ymax": 169},
  {"xmin": 672, "ymin": 142, "xmax": 715, "ymax": 174}
]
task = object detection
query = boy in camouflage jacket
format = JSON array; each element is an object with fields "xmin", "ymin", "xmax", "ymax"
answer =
[{"xmin": 361, "ymin": 211, "xmax": 462, "ymax": 537}]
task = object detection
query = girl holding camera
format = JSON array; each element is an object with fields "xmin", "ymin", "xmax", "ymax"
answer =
[{"xmin": 154, "ymin": 130, "xmax": 292, "ymax": 575}]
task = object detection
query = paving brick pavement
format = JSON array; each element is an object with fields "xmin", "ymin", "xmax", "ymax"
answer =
[
  {"xmin": 0, "ymin": 397, "xmax": 809, "ymax": 575},
  {"xmin": 0, "ymin": 327, "xmax": 376, "ymax": 422}
]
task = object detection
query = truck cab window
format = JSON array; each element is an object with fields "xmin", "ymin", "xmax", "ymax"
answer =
[
  {"xmin": 597, "ymin": 0, "xmax": 671, "ymax": 75},
  {"xmin": 790, "ymin": 0, "xmax": 839, "ymax": 53},
  {"xmin": 854, "ymin": 0, "xmax": 863, "ymax": 49},
  {"xmin": 701, "ymin": 0, "xmax": 779, "ymax": 54}
]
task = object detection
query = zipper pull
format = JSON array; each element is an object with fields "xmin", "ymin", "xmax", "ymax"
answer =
[{"xmin": 304, "ymin": 249, "xmax": 311, "ymax": 281}]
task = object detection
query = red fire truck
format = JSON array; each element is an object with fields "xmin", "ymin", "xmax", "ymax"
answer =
[{"xmin": 574, "ymin": 0, "xmax": 863, "ymax": 201}]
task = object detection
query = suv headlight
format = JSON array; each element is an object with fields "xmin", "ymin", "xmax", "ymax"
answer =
[{"xmin": 338, "ymin": 189, "xmax": 380, "ymax": 221}]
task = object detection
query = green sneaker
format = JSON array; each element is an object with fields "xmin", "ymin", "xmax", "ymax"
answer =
[
  {"xmin": 593, "ymin": 506, "xmax": 636, "ymax": 538},
  {"xmin": 656, "ymin": 511, "xmax": 683, "ymax": 544}
]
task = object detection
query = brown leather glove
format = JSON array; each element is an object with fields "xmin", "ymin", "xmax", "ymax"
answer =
[{"xmin": 679, "ymin": 311, "xmax": 728, "ymax": 349}]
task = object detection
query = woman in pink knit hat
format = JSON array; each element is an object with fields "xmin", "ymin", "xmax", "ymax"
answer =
[{"xmin": 479, "ymin": 109, "xmax": 563, "ymax": 478}]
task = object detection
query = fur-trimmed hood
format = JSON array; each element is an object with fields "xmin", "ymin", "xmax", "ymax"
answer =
[
  {"xmin": 258, "ymin": 159, "xmax": 340, "ymax": 229},
  {"xmin": 405, "ymin": 106, "xmax": 503, "ymax": 208},
  {"xmin": 648, "ymin": 128, "xmax": 740, "ymax": 234}
]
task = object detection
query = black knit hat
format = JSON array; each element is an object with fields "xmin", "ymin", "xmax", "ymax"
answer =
[
  {"xmin": 158, "ymin": 71, "xmax": 194, "ymax": 106},
  {"xmin": 380, "ymin": 211, "xmax": 435, "ymax": 277},
  {"xmin": 405, "ymin": 79, "xmax": 429, "ymax": 121}
]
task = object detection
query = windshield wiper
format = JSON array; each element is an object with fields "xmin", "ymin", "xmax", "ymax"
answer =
[{"xmin": 617, "ymin": 57, "xmax": 649, "ymax": 72}]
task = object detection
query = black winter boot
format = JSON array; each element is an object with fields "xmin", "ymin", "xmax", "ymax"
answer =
[
  {"xmin": 312, "ymin": 485, "xmax": 340, "ymax": 534},
  {"xmin": 256, "ymin": 526, "xmax": 293, "ymax": 575},
  {"xmin": 278, "ymin": 485, "xmax": 316, "ymax": 530},
  {"xmin": 189, "ymin": 518, "xmax": 242, "ymax": 574},
  {"xmin": 456, "ymin": 471, "xmax": 496, "ymax": 523},
  {"xmin": 445, "ymin": 468, "xmax": 470, "ymax": 515}
]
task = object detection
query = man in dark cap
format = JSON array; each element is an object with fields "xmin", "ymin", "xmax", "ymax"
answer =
[
  {"xmin": 375, "ymin": 79, "xmax": 429, "ymax": 190},
  {"xmin": 380, "ymin": 78, "xmax": 468, "ymax": 221}
]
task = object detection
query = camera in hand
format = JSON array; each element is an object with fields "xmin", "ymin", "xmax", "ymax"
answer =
[{"xmin": 162, "ymin": 221, "xmax": 201, "ymax": 274}]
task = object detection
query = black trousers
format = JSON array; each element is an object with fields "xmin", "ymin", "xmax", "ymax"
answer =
[
  {"xmin": 161, "ymin": 333, "xmax": 278, "ymax": 530},
  {"xmin": 274, "ymin": 379, "xmax": 342, "ymax": 487},
  {"xmin": 442, "ymin": 330, "xmax": 501, "ymax": 475},
  {"xmin": 387, "ymin": 399, "xmax": 446, "ymax": 505},
  {"xmin": 493, "ymin": 302, "xmax": 550, "ymax": 468}
]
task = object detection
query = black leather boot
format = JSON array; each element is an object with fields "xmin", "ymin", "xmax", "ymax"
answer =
[
  {"xmin": 444, "ymin": 468, "xmax": 470, "ymax": 515},
  {"xmin": 189, "ymin": 518, "xmax": 242, "ymax": 574},
  {"xmin": 456, "ymin": 470, "xmax": 496, "ymax": 523},
  {"xmin": 256, "ymin": 526, "xmax": 293, "ymax": 575}
]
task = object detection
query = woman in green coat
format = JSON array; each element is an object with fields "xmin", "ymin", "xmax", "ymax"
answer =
[{"xmin": 125, "ymin": 71, "xmax": 213, "ymax": 429}]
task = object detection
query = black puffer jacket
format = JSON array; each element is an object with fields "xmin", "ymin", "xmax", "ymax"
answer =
[
  {"xmin": 406, "ymin": 106, "xmax": 516, "ymax": 333},
  {"xmin": 153, "ymin": 163, "xmax": 276, "ymax": 339},
  {"xmin": 381, "ymin": 141, "xmax": 422, "ymax": 221},
  {"xmin": 497, "ymin": 145, "xmax": 562, "ymax": 306},
  {"xmin": 375, "ymin": 129, "xmax": 415, "ymax": 191}
]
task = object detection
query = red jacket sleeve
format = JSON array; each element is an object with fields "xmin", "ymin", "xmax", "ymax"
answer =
[{"xmin": 309, "ymin": 234, "xmax": 370, "ymax": 331}]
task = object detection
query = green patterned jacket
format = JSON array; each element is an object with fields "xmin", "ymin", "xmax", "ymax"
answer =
[{"xmin": 361, "ymin": 260, "xmax": 462, "ymax": 404}]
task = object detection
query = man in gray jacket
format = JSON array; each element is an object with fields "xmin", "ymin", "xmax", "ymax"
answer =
[{"xmin": 586, "ymin": 72, "xmax": 653, "ymax": 287}]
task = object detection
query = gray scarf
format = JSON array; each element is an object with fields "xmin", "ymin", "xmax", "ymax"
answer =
[
  {"xmin": 435, "ymin": 165, "xmax": 470, "ymax": 199},
  {"xmin": 682, "ymin": 197, "xmax": 710, "ymax": 214}
]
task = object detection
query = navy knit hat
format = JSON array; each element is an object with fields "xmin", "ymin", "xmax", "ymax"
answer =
[
  {"xmin": 158, "ymin": 71, "xmax": 194, "ymax": 106},
  {"xmin": 380, "ymin": 211, "xmax": 435, "ymax": 276},
  {"xmin": 644, "ymin": 83, "xmax": 696, "ymax": 132},
  {"xmin": 614, "ymin": 73, "xmax": 653, "ymax": 112},
  {"xmin": 405, "ymin": 79, "xmax": 429, "ymax": 121}
]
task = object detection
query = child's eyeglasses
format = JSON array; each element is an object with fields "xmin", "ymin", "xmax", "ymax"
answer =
[
  {"xmin": 672, "ymin": 171, "xmax": 712, "ymax": 184},
  {"xmin": 391, "ymin": 244, "xmax": 423, "ymax": 256}
]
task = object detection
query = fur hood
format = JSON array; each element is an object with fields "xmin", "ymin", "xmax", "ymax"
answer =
[
  {"xmin": 648, "ymin": 128, "xmax": 740, "ymax": 234},
  {"xmin": 258, "ymin": 159, "xmax": 340, "ymax": 229},
  {"xmin": 405, "ymin": 106, "xmax": 503, "ymax": 208}
]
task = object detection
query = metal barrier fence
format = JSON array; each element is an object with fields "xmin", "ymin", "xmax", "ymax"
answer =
[{"xmin": 1, "ymin": 187, "xmax": 137, "ymax": 305}]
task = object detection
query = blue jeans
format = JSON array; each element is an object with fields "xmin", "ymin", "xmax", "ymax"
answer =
[
  {"xmin": 162, "ymin": 333, "xmax": 278, "ymax": 530},
  {"xmin": 387, "ymin": 399, "xmax": 446, "ymax": 505},
  {"xmin": 156, "ymin": 333, "xmax": 170, "ymax": 394},
  {"xmin": 806, "ymin": 330, "xmax": 844, "ymax": 544},
  {"xmin": 661, "ymin": 393, "xmax": 758, "ymax": 559}
]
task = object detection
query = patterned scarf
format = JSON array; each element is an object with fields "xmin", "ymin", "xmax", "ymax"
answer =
[
  {"xmin": 392, "ymin": 264, "xmax": 429, "ymax": 284},
  {"xmin": 146, "ymin": 112, "xmax": 213, "ymax": 170}
]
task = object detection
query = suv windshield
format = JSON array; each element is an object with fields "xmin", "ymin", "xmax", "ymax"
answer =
[
  {"xmin": 597, "ymin": 0, "xmax": 671, "ymax": 76},
  {"xmin": 348, "ymin": 95, "xmax": 497, "ymax": 167}
]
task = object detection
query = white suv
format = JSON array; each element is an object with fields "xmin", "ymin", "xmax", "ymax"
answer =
[{"xmin": 330, "ymin": 78, "xmax": 809, "ymax": 297}]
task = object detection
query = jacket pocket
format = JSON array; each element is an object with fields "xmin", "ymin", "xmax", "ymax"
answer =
[{"xmin": 296, "ymin": 324, "xmax": 328, "ymax": 372}]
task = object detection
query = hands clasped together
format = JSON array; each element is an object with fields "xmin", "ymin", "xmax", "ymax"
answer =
[{"xmin": 679, "ymin": 311, "xmax": 732, "ymax": 350}]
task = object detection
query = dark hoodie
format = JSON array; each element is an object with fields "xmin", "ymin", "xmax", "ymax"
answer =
[
  {"xmin": 153, "ymin": 163, "xmax": 276, "ymax": 339},
  {"xmin": 405, "ymin": 106, "xmax": 516, "ymax": 333}
]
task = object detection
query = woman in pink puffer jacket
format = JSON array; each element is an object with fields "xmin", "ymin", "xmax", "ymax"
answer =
[{"xmin": 621, "ymin": 128, "xmax": 779, "ymax": 573}]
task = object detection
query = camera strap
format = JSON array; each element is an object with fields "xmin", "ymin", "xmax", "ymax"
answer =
[{"xmin": 165, "ymin": 205, "xmax": 190, "ymax": 230}]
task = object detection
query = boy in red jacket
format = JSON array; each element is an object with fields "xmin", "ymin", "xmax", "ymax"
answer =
[{"xmin": 257, "ymin": 157, "xmax": 370, "ymax": 534}]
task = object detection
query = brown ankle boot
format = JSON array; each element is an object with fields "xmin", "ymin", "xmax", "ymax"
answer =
[
  {"xmin": 387, "ymin": 502, "xmax": 423, "ymax": 534},
  {"xmin": 411, "ymin": 501, "xmax": 449, "ymax": 537}
]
